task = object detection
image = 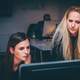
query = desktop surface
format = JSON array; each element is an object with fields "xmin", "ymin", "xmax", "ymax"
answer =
[{"xmin": 19, "ymin": 59, "xmax": 80, "ymax": 80}]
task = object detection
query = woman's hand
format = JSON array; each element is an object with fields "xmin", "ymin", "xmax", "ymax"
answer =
[{"xmin": 24, "ymin": 54, "xmax": 31, "ymax": 64}]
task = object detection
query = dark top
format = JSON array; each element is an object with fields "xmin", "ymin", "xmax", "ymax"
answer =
[
  {"xmin": 4, "ymin": 65, "xmax": 19, "ymax": 80},
  {"xmin": 12, "ymin": 69, "xmax": 19, "ymax": 80},
  {"xmin": 4, "ymin": 60, "xmax": 25, "ymax": 80},
  {"xmin": 69, "ymin": 34, "xmax": 78, "ymax": 59},
  {"xmin": 52, "ymin": 30, "xmax": 78, "ymax": 61}
]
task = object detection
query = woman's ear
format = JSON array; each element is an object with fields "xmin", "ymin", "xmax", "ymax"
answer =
[{"xmin": 9, "ymin": 47, "xmax": 14, "ymax": 54}]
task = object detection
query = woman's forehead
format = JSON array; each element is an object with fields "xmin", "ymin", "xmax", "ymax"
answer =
[
  {"xmin": 15, "ymin": 39, "xmax": 30, "ymax": 48},
  {"xmin": 68, "ymin": 11, "xmax": 80, "ymax": 20}
]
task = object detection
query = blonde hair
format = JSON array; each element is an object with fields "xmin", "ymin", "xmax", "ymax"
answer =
[{"xmin": 52, "ymin": 6, "xmax": 80, "ymax": 60}]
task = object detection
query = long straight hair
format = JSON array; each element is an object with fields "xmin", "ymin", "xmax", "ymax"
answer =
[
  {"xmin": 6, "ymin": 32, "xmax": 30, "ymax": 72},
  {"xmin": 52, "ymin": 6, "xmax": 80, "ymax": 60}
]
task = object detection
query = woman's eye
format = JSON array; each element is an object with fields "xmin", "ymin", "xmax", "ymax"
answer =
[
  {"xmin": 19, "ymin": 47, "xmax": 24, "ymax": 50},
  {"xmin": 19, "ymin": 46, "xmax": 30, "ymax": 50},
  {"xmin": 26, "ymin": 46, "xmax": 30, "ymax": 49},
  {"xmin": 69, "ymin": 19, "xmax": 73, "ymax": 22},
  {"xmin": 75, "ymin": 21, "xmax": 80, "ymax": 24}
]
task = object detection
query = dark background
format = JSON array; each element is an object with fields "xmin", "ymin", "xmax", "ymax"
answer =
[{"xmin": 0, "ymin": 0, "xmax": 80, "ymax": 17}]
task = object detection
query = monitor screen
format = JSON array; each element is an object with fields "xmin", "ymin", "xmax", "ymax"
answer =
[{"xmin": 19, "ymin": 59, "xmax": 80, "ymax": 80}]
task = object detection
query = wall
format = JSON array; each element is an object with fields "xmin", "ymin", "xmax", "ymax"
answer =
[
  {"xmin": 0, "ymin": 0, "xmax": 79, "ymax": 52},
  {"xmin": 0, "ymin": 2, "xmax": 62, "ymax": 51}
]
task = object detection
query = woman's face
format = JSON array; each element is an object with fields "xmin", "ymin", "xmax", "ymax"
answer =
[
  {"xmin": 10, "ymin": 39, "xmax": 30, "ymax": 62},
  {"xmin": 67, "ymin": 11, "xmax": 80, "ymax": 36}
]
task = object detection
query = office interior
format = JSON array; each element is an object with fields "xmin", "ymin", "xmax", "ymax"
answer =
[{"xmin": 0, "ymin": 0, "xmax": 80, "ymax": 64}]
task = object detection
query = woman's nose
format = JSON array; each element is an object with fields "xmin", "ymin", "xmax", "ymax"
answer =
[
  {"xmin": 24, "ymin": 48, "xmax": 28, "ymax": 54},
  {"xmin": 71, "ymin": 22, "xmax": 75, "ymax": 27}
]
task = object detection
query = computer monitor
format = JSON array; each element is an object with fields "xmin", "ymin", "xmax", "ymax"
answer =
[{"xmin": 19, "ymin": 59, "xmax": 80, "ymax": 80}]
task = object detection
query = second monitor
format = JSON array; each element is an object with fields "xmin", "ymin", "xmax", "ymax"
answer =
[{"xmin": 19, "ymin": 59, "xmax": 80, "ymax": 80}]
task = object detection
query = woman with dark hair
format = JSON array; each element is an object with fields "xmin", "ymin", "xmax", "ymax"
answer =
[{"xmin": 4, "ymin": 32, "xmax": 31, "ymax": 80}]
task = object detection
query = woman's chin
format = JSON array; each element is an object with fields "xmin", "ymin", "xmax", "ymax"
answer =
[
  {"xmin": 72, "ymin": 33, "xmax": 77, "ymax": 37},
  {"xmin": 70, "ymin": 32, "xmax": 77, "ymax": 37}
]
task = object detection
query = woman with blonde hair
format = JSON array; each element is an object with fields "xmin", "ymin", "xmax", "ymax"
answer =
[{"xmin": 52, "ymin": 6, "xmax": 80, "ymax": 61}]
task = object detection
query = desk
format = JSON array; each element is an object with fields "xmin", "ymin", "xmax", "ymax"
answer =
[{"xmin": 30, "ymin": 39, "xmax": 52, "ymax": 62}]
